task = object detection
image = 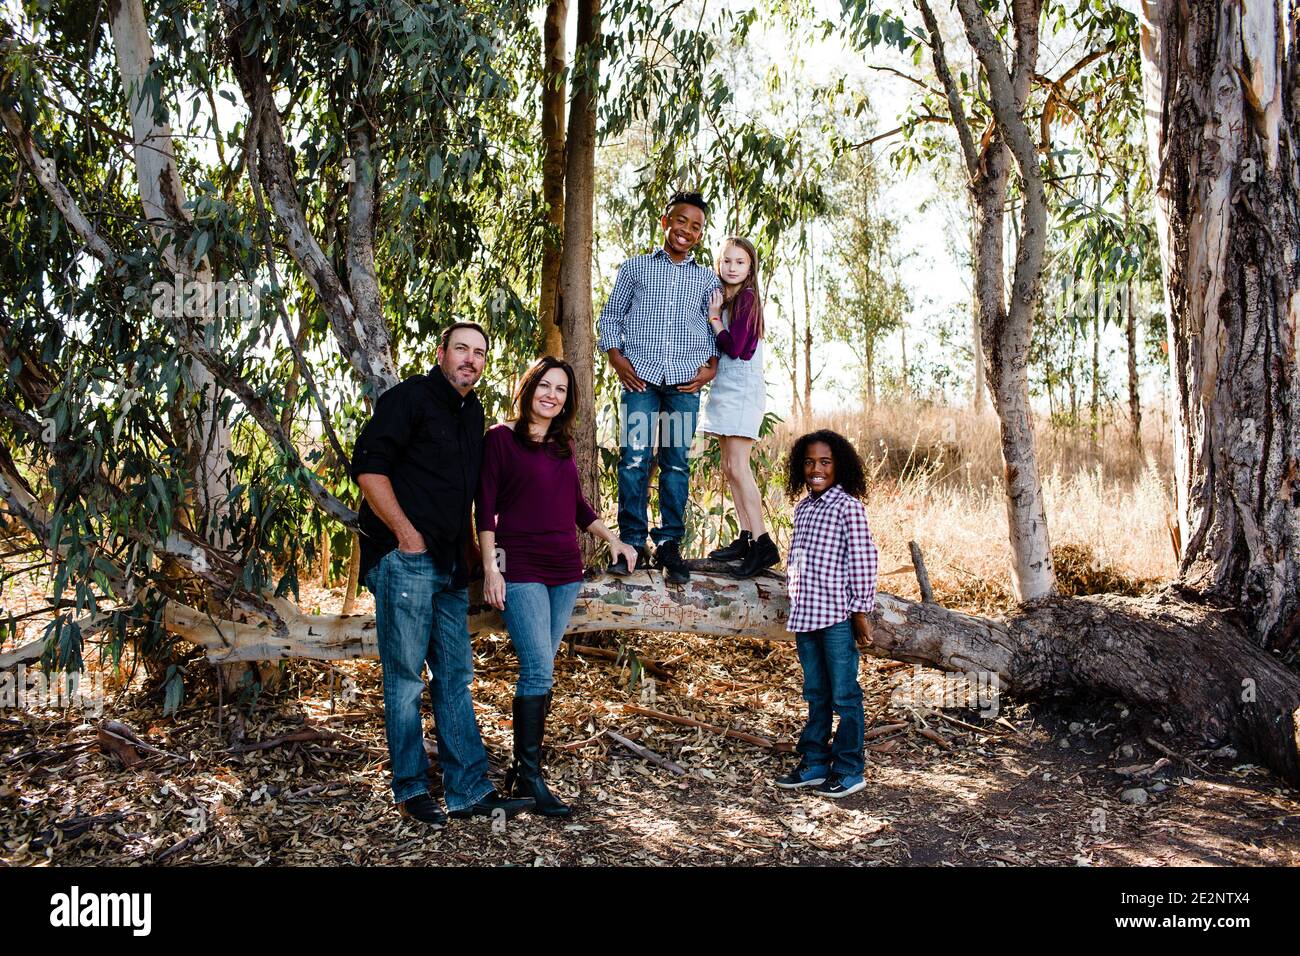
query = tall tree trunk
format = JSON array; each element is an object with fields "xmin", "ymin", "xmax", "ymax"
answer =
[
  {"xmin": 1090, "ymin": 305, "xmax": 1101, "ymax": 450},
  {"xmin": 319, "ymin": 525, "xmax": 332, "ymax": 587},
  {"xmin": 1068, "ymin": 323, "xmax": 1079, "ymax": 422},
  {"xmin": 956, "ymin": 0, "xmax": 1058, "ymax": 596},
  {"xmin": 802, "ymin": 250, "xmax": 813, "ymax": 418},
  {"xmin": 341, "ymin": 532, "xmax": 360, "ymax": 616},
  {"xmin": 558, "ymin": 0, "xmax": 601, "ymax": 560},
  {"xmin": 1126, "ymin": 281, "xmax": 1142, "ymax": 457},
  {"xmin": 969, "ymin": 202, "xmax": 987, "ymax": 411},
  {"xmin": 864, "ymin": 336, "xmax": 876, "ymax": 407},
  {"xmin": 900, "ymin": 325, "xmax": 909, "ymax": 396},
  {"xmin": 1139, "ymin": 0, "xmax": 1300, "ymax": 655},
  {"xmin": 788, "ymin": 266, "xmax": 801, "ymax": 421},
  {"xmin": 538, "ymin": 0, "xmax": 568, "ymax": 358},
  {"xmin": 109, "ymin": 0, "xmax": 233, "ymax": 542},
  {"xmin": 925, "ymin": 0, "xmax": 1056, "ymax": 601}
]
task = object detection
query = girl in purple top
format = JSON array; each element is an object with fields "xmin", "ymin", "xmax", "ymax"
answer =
[
  {"xmin": 698, "ymin": 236, "xmax": 781, "ymax": 579},
  {"xmin": 476, "ymin": 356, "xmax": 636, "ymax": 817}
]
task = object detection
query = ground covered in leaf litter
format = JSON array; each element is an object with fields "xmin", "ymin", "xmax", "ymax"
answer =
[{"xmin": 4, "ymin": 581, "xmax": 1298, "ymax": 867}]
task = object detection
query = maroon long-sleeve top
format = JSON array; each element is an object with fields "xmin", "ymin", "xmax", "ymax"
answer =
[
  {"xmin": 475, "ymin": 423, "xmax": 599, "ymax": 585},
  {"xmin": 714, "ymin": 287, "xmax": 761, "ymax": 360}
]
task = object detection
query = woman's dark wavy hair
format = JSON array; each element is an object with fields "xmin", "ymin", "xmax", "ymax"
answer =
[
  {"xmin": 512, "ymin": 355, "xmax": 577, "ymax": 457},
  {"xmin": 785, "ymin": 429, "xmax": 868, "ymax": 500}
]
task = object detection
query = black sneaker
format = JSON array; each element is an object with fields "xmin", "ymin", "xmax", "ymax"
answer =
[
  {"xmin": 608, "ymin": 545, "xmax": 651, "ymax": 577},
  {"xmin": 448, "ymin": 790, "xmax": 535, "ymax": 820},
  {"xmin": 709, "ymin": 531, "xmax": 752, "ymax": 562},
  {"xmin": 654, "ymin": 540, "xmax": 690, "ymax": 584},
  {"xmin": 397, "ymin": 793, "xmax": 447, "ymax": 827},
  {"xmin": 774, "ymin": 760, "xmax": 830, "ymax": 789}
]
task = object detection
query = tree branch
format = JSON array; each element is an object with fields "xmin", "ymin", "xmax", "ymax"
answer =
[
  {"xmin": 954, "ymin": 0, "xmax": 1048, "ymax": 323},
  {"xmin": 0, "ymin": 106, "xmax": 117, "ymax": 264},
  {"xmin": 173, "ymin": 332, "xmax": 359, "ymax": 530},
  {"xmin": 846, "ymin": 113, "xmax": 951, "ymax": 150},
  {"xmin": 916, "ymin": 0, "xmax": 980, "ymax": 176},
  {"xmin": 222, "ymin": 2, "xmax": 394, "ymax": 399}
]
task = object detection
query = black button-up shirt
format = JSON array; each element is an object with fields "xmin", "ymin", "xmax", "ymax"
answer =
[{"xmin": 350, "ymin": 365, "xmax": 484, "ymax": 589}]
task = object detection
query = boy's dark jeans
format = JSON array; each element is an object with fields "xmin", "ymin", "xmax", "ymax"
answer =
[
  {"xmin": 794, "ymin": 617, "xmax": 865, "ymax": 777},
  {"xmin": 616, "ymin": 382, "xmax": 699, "ymax": 548}
]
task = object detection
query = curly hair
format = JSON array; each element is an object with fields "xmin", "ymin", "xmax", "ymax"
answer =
[
  {"xmin": 665, "ymin": 190, "xmax": 710, "ymax": 217},
  {"xmin": 785, "ymin": 429, "xmax": 868, "ymax": 500}
]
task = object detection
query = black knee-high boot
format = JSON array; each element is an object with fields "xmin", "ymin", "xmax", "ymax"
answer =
[{"xmin": 505, "ymin": 693, "xmax": 571, "ymax": 817}]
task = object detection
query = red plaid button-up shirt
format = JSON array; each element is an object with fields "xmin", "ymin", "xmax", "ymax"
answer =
[{"xmin": 785, "ymin": 483, "xmax": 879, "ymax": 633}]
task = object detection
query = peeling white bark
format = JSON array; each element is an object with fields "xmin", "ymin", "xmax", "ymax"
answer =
[
  {"xmin": 345, "ymin": 128, "xmax": 398, "ymax": 394},
  {"xmin": 108, "ymin": 0, "xmax": 233, "ymax": 542},
  {"xmin": 950, "ymin": 0, "xmax": 1057, "ymax": 602},
  {"xmin": 0, "ymin": 108, "xmax": 116, "ymax": 265},
  {"xmin": 222, "ymin": 0, "xmax": 397, "ymax": 399},
  {"xmin": 1139, "ymin": 0, "xmax": 1300, "ymax": 652}
]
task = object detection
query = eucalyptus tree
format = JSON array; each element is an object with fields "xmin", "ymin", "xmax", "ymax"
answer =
[
  {"xmin": 831, "ymin": 0, "xmax": 1300, "ymax": 782},
  {"xmin": 1138, "ymin": 0, "xmax": 1299, "ymax": 655},
  {"xmin": 538, "ymin": 0, "xmax": 568, "ymax": 358},
  {"xmin": 841, "ymin": 0, "xmax": 1060, "ymax": 600},
  {"xmin": 822, "ymin": 148, "xmax": 910, "ymax": 406},
  {"xmin": 0, "ymin": 0, "xmax": 542, "ymax": 693}
]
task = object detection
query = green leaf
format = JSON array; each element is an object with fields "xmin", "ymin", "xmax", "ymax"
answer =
[{"xmin": 163, "ymin": 665, "xmax": 185, "ymax": 716}]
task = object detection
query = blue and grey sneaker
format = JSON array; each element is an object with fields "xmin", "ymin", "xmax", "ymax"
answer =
[
  {"xmin": 817, "ymin": 774, "xmax": 866, "ymax": 798},
  {"xmin": 775, "ymin": 760, "xmax": 830, "ymax": 789}
]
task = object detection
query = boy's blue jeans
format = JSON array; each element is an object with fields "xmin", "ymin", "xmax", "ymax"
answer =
[
  {"xmin": 502, "ymin": 580, "xmax": 582, "ymax": 696},
  {"xmin": 794, "ymin": 618, "xmax": 865, "ymax": 778},
  {"xmin": 366, "ymin": 548, "xmax": 495, "ymax": 811},
  {"xmin": 617, "ymin": 382, "xmax": 699, "ymax": 547}
]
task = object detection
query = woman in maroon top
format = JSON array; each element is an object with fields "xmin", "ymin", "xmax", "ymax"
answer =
[{"xmin": 476, "ymin": 356, "xmax": 636, "ymax": 816}]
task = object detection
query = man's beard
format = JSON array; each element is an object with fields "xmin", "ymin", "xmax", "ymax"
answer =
[{"xmin": 446, "ymin": 363, "xmax": 479, "ymax": 386}]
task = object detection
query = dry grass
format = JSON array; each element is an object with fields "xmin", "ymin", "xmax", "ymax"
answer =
[{"xmin": 756, "ymin": 401, "xmax": 1178, "ymax": 611}]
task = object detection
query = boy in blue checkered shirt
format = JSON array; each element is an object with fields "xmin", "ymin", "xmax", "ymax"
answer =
[
  {"xmin": 777, "ymin": 429, "xmax": 879, "ymax": 799},
  {"xmin": 598, "ymin": 191, "xmax": 722, "ymax": 584}
]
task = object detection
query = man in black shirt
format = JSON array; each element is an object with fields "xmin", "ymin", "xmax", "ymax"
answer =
[{"xmin": 351, "ymin": 322, "xmax": 532, "ymax": 825}]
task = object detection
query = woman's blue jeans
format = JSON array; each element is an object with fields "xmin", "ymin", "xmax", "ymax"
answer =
[
  {"xmin": 366, "ymin": 548, "xmax": 495, "ymax": 811},
  {"xmin": 502, "ymin": 580, "xmax": 582, "ymax": 695},
  {"xmin": 794, "ymin": 618, "xmax": 865, "ymax": 778}
]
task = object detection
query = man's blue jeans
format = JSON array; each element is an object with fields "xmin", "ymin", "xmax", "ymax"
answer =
[
  {"xmin": 502, "ymin": 581, "xmax": 582, "ymax": 696},
  {"xmin": 617, "ymin": 382, "xmax": 700, "ymax": 547},
  {"xmin": 794, "ymin": 618, "xmax": 865, "ymax": 778},
  {"xmin": 366, "ymin": 548, "xmax": 494, "ymax": 811}
]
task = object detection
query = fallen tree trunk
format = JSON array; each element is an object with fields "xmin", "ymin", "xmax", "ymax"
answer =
[{"xmin": 163, "ymin": 564, "xmax": 1300, "ymax": 786}]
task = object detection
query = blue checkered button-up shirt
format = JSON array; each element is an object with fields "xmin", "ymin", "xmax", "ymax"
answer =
[
  {"xmin": 597, "ymin": 248, "xmax": 722, "ymax": 386},
  {"xmin": 785, "ymin": 484, "xmax": 880, "ymax": 633}
]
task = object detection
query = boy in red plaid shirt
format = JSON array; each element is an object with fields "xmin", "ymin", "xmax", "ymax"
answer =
[{"xmin": 776, "ymin": 430, "xmax": 878, "ymax": 798}]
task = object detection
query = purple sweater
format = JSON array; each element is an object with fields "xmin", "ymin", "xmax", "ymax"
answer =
[
  {"xmin": 715, "ymin": 287, "xmax": 760, "ymax": 360},
  {"xmin": 475, "ymin": 423, "xmax": 599, "ymax": 585}
]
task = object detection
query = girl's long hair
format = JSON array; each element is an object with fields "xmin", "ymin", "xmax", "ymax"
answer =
[
  {"xmin": 716, "ymin": 236, "xmax": 764, "ymax": 339},
  {"xmin": 512, "ymin": 355, "xmax": 577, "ymax": 457}
]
